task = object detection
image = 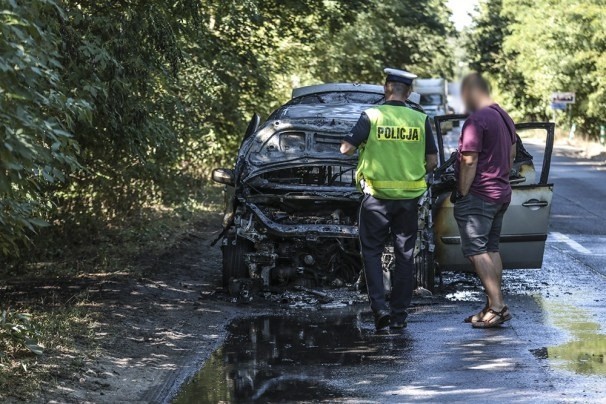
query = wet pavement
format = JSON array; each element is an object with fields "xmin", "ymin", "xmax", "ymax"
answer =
[
  {"xmin": 174, "ymin": 142, "xmax": 606, "ymax": 403},
  {"xmin": 174, "ymin": 263, "xmax": 606, "ymax": 402},
  {"xmin": 173, "ymin": 309, "xmax": 410, "ymax": 403},
  {"xmin": 174, "ymin": 250, "xmax": 606, "ymax": 402}
]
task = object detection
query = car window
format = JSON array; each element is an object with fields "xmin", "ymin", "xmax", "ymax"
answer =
[
  {"xmin": 513, "ymin": 127, "xmax": 550, "ymax": 185},
  {"xmin": 420, "ymin": 94, "xmax": 443, "ymax": 106},
  {"xmin": 288, "ymin": 92, "xmax": 384, "ymax": 105}
]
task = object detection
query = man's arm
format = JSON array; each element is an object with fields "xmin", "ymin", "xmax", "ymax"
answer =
[
  {"xmin": 340, "ymin": 140, "xmax": 357, "ymax": 155},
  {"xmin": 457, "ymin": 118, "xmax": 483, "ymax": 195},
  {"xmin": 341, "ymin": 113, "xmax": 370, "ymax": 155},
  {"xmin": 426, "ymin": 154, "xmax": 438, "ymax": 173},
  {"xmin": 510, "ymin": 142, "xmax": 516, "ymax": 169},
  {"xmin": 458, "ymin": 152, "xmax": 478, "ymax": 196}
]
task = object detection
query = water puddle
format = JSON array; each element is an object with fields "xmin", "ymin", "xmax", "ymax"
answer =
[
  {"xmin": 534, "ymin": 301, "xmax": 606, "ymax": 375},
  {"xmin": 173, "ymin": 308, "xmax": 412, "ymax": 403}
]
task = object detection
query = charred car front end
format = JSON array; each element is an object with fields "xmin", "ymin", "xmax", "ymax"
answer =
[{"xmin": 213, "ymin": 85, "xmax": 395, "ymax": 289}]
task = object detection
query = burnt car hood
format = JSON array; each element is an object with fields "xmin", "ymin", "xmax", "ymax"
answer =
[
  {"xmin": 270, "ymin": 103, "xmax": 370, "ymax": 121},
  {"xmin": 240, "ymin": 103, "xmax": 368, "ymax": 180}
]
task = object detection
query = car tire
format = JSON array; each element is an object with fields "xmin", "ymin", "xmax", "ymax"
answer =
[
  {"xmin": 415, "ymin": 249, "xmax": 435, "ymax": 292},
  {"xmin": 221, "ymin": 236, "xmax": 253, "ymax": 287}
]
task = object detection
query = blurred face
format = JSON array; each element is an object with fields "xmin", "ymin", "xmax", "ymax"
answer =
[{"xmin": 461, "ymin": 87, "xmax": 479, "ymax": 113}]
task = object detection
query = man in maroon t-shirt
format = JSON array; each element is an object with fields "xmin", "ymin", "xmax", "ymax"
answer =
[{"xmin": 452, "ymin": 73, "xmax": 517, "ymax": 328}]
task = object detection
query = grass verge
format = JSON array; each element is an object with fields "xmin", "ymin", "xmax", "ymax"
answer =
[
  {"xmin": 0, "ymin": 298, "xmax": 98, "ymax": 401},
  {"xmin": 0, "ymin": 185, "xmax": 224, "ymax": 401}
]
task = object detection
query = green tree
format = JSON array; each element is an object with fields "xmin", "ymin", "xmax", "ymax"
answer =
[
  {"xmin": 464, "ymin": 0, "xmax": 543, "ymax": 121},
  {"xmin": 315, "ymin": 0, "xmax": 455, "ymax": 83},
  {"xmin": 1, "ymin": 0, "xmax": 456, "ymax": 259},
  {"xmin": 502, "ymin": 0, "xmax": 606, "ymax": 133},
  {"xmin": 466, "ymin": 0, "xmax": 606, "ymax": 134},
  {"xmin": 0, "ymin": 0, "xmax": 91, "ymax": 254}
]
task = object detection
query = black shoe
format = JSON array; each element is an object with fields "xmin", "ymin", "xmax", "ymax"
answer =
[
  {"xmin": 374, "ymin": 310, "xmax": 391, "ymax": 330},
  {"xmin": 390, "ymin": 321, "xmax": 407, "ymax": 330}
]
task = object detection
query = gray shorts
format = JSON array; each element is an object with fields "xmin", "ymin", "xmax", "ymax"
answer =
[{"xmin": 453, "ymin": 193, "xmax": 509, "ymax": 257}]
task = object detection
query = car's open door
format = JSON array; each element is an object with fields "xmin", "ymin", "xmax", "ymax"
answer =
[{"xmin": 432, "ymin": 115, "xmax": 555, "ymax": 271}]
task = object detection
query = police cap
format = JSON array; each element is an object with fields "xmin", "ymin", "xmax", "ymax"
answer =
[{"xmin": 384, "ymin": 68, "xmax": 417, "ymax": 86}]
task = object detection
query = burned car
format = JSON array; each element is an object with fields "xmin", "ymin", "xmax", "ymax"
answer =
[{"xmin": 212, "ymin": 84, "xmax": 555, "ymax": 292}]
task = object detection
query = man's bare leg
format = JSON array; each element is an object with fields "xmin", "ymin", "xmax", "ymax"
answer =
[
  {"xmin": 486, "ymin": 252, "xmax": 504, "ymax": 307},
  {"xmin": 469, "ymin": 253, "xmax": 505, "ymax": 311}
]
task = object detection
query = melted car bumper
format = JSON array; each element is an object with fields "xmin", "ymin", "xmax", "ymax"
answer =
[{"xmin": 246, "ymin": 203, "xmax": 359, "ymax": 239}]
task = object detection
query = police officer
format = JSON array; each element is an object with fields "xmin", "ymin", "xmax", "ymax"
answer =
[{"xmin": 341, "ymin": 68, "xmax": 438, "ymax": 330}]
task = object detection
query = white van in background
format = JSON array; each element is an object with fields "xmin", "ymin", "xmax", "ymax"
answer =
[{"xmin": 413, "ymin": 78, "xmax": 453, "ymax": 119}]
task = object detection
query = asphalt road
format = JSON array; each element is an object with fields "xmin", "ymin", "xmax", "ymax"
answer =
[
  {"xmin": 547, "ymin": 143, "xmax": 606, "ymax": 276},
  {"xmin": 175, "ymin": 142, "xmax": 606, "ymax": 403}
]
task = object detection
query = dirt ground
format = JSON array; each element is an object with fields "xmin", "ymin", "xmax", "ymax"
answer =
[{"xmin": 1, "ymin": 215, "xmax": 256, "ymax": 403}]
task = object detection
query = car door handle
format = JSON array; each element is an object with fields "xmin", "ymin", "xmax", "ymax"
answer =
[{"xmin": 522, "ymin": 199, "xmax": 549, "ymax": 208}]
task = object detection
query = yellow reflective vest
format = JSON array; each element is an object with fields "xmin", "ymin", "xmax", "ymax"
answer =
[{"xmin": 356, "ymin": 105, "xmax": 428, "ymax": 200}]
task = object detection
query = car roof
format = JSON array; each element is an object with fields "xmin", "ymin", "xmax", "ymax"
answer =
[
  {"xmin": 291, "ymin": 83, "xmax": 422, "ymax": 105},
  {"xmin": 292, "ymin": 83, "xmax": 384, "ymax": 99}
]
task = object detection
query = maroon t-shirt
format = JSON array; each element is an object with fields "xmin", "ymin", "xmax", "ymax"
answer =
[{"xmin": 455, "ymin": 104, "xmax": 516, "ymax": 204}]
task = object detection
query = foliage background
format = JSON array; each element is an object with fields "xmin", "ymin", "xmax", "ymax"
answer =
[
  {"xmin": 4, "ymin": 0, "xmax": 606, "ymax": 261},
  {"xmin": 0, "ymin": 0, "xmax": 454, "ymax": 260},
  {"xmin": 464, "ymin": 0, "xmax": 606, "ymax": 135}
]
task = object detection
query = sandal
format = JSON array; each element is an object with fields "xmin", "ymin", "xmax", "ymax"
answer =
[
  {"xmin": 472, "ymin": 306, "xmax": 512, "ymax": 328},
  {"xmin": 463, "ymin": 297, "xmax": 489, "ymax": 323}
]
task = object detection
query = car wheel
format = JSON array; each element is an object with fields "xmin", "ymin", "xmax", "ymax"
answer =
[
  {"xmin": 415, "ymin": 249, "xmax": 435, "ymax": 292},
  {"xmin": 221, "ymin": 236, "xmax": 253, "ymax": 287}
]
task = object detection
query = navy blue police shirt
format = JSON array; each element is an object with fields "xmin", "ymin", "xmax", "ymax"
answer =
[{"xmin": 343, "ymin": 100, "xmax": 438, "ymax": 155}]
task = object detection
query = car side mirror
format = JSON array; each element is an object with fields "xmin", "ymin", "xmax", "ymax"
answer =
[{"xmin": 212, "ymin": 168, "xmax": 235, "ymax": 186}]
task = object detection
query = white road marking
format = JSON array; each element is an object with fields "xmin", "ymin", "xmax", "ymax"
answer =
[{"xmin": 549, "ymin": 232, "xmax": 592, "ymax": 254}]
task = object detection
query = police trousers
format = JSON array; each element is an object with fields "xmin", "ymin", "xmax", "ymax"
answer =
[{"xmin": 359, "ymin": 194, "xmax": 419, "ymax": 322}]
